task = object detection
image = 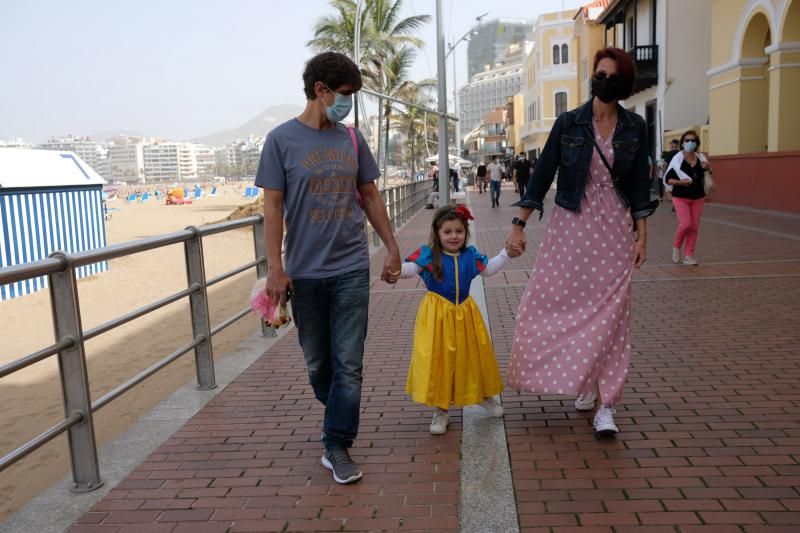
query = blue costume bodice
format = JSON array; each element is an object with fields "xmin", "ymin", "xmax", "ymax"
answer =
[{"xmin": 406, "ymin": 245, "xmax": 488, "ymax": 304}]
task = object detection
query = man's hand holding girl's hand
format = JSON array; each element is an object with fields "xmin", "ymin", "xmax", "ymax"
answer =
[{"xmin": 505, "ymin": 243, "xmax": 523, "ymax": 258}]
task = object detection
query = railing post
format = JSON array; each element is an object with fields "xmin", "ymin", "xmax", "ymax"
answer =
[
  {"xmin": 252, "ymin": 216, "xmax": 276, "ymax": 338},
  {"xmin": 184, "ymin": 227, "xmax": 216, "ymax": 390},
  {"xmin": 48, "ymin": 252, "xmax": 103, "ymax": 493},
  {"xmin": 391, "ymin": 188, "xmax": 399, "ymax": 231},
  {"xmin": 400, "ymin": 186, "xmax": 407, "ymax": 225}
]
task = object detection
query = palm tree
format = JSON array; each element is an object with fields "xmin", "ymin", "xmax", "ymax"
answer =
[
  {"xmin": 362, "ymin": 44, "xmax": 418, "ymax": 180},
  {"xmin": 390, "ymin": 80, "xmax": 435, "ymax": 176},
  {"xmin": 307, "ymin": 0, "xmax": 430, "ymax": 129}
]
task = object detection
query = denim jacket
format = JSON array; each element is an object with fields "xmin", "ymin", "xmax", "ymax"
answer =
[{"xmin": 513, "ymin": 99, "xmax": 658, "ymax": 220}]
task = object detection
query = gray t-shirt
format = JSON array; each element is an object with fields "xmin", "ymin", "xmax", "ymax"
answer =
[{"xmin": 255, "ymin": 118, "xmax": 380, "ymax": 279}]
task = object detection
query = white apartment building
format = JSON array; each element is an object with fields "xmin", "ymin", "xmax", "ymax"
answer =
[
  {"xmin": 0, "ymin": 138, "xmax": 33, "ymax": 149},
  {"xmin": 143, "ymin": 143, "xmax": 180, "ymax": 183},
  {"xmin": 178, "ymin": 143, "xmax": 197, "ymax": 181},
  {"xmin": 40, "ymin": 135, "xmax": 108, "ymax": 175},
  {"xmin": 108, "ymin": 142, "xmax": 145, "ymax": 183},
  {"xmin": 459, "ymin": 57, "xmax": 525, "ymax": 149},
  {"xmin": 240, "ymin": 140, "xmax": 264, "ymax": 176},
  {"xmin": 215, "ymin": 141, "xmax": 245, "ymax": 173},
  {"xmin": 194, "ymin": 145, "xmax": 217, "ymax": 179},
  {"xmin": 596, "ymin": 0, "xmax": 711, "ymax": 158},
  {"xmin": 520, "ymin": 10, "xmax": 579, "ymax": 158}
]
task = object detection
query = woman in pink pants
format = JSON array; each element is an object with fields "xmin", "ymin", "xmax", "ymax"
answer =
[{"xmin": 665, "ymin": 130, "xmax": 709, "ymax": 266}]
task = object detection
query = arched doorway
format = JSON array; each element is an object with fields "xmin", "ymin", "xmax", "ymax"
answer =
[
  {"xmin": 739, "ymin": 12, "xmax": 771, "ymax": 153},
  {"xmin": 771, "ymin": 0, "xmax": 800, "ymax": 150}
]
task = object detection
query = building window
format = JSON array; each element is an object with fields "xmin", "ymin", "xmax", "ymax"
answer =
[
  {"xmin": 552, "ymin": 45, "xmax": 560, "ymax": 65},
  {"xmin": 555, "ymin": 92, "xmax": 567, "ymax": 116},
  {"xmin": 561, "ymin": 44, "xmax": 569, "ymax": 64}
]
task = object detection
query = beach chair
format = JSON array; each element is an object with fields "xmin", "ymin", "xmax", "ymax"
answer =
[
  {"xmin": 140, "ymin": 192, "xmax": 150, "ymax": 202},
  {"xmin": 193, "ymin": 188, "xmax": 202, "ymax": 200},
  {"xmin": 127, "ymin": 193, "xmax": 136, "ymax": 202},
  {"xmin": 209, "ymin": 186, "xmax": 218, "ymax": 197}
]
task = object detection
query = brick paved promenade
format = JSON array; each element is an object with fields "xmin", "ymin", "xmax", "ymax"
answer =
[{"xmin": 67, "ymin": 184, "xmax": 800, "ymax": 532}]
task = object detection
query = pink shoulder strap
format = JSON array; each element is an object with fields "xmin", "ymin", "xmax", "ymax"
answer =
[{"xmin": 346, "ymin": 126, "xmax": 359, "ymax": 158}]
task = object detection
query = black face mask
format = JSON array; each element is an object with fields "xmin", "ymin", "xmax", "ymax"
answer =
[{"xmin": 591, "ymin": 74, "xmax": 624, "ymax": 103}]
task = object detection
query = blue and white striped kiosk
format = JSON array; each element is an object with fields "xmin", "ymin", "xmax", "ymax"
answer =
[{"xmin": 0, "ymin": 148, "xmax": 108, "ymax": 301}]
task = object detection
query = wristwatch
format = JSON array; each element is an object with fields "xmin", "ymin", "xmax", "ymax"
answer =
[{"xmin": 511, "ymin": 217, "xmax": 526, "ymax": 228}]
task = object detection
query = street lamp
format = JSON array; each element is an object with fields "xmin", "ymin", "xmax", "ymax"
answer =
[{"xmin": 445, "ymin": 12, "xmax": 488, "ymax": 156}]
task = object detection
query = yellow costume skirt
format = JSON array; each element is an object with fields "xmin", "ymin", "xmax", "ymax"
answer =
[{"xmin": 406, "ymin": 293, "xmax": 503, "ymax": 410}]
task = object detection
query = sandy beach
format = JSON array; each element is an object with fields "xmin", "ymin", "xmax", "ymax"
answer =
[{"xmin": 0, "ymin": 184, "xmax": 264, "ymax": 520}]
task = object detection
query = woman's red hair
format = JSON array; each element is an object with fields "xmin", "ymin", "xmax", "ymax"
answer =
[{"xmin": 592, "ymin": 47, "xmax": 636, "ymax": 100}]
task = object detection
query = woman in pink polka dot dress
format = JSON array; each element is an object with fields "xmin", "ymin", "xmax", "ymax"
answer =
[{"xmin": 506, "ymin": 48, "xmax": 658, "ymax": 436}]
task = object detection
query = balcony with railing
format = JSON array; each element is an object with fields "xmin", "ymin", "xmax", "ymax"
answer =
[{"xmin": 628, "ymin": 44, "xmax": 658, "ymax": 94}]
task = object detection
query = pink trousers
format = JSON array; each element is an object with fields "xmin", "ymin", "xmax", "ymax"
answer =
[{"xmin": 673, "ymin": 197, "xmax": 705, "ymax": 257}]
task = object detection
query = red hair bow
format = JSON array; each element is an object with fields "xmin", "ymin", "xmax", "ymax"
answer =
[{"xmin": 454, "ymin": 205, "xmax": 474, "ymax": 221}]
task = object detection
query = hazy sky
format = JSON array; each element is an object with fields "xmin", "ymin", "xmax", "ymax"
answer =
[{"xmin": 0, "ymin": 0, "xmax": 585, "ymax": 143}]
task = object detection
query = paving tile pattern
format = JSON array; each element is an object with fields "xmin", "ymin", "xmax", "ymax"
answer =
[
  {"xmin": 473, "ymin": 187, "xmax": 800, "ymax": 532},
  {"xmin": 68, "ymin": 209, "xmax": 459, "ymax": 533},
  {"xmin": 69, "ymin": 184, "xmax": 800, "ymax": 532}
]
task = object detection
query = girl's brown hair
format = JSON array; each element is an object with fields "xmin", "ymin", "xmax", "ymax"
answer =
[{"xmin": 429, "ymin": 206, "xmax": 470, "ymax": 281}]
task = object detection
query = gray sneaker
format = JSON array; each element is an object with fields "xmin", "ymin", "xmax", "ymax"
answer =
[{"xmin": 321, "ymin": 447, "xmax": 362, "ymax": 484}]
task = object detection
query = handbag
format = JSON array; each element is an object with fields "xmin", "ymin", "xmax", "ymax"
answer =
[
  {"xmin": 704, "ymin": 170, "xmax": 716, "ymax": 195},
  {"xmin": 346, "ymin": 127, "xmax": 364, "ymax": 209}
]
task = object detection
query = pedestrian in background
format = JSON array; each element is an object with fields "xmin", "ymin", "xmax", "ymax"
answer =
[
  {"xmin": 487, "ymin": 156, "xmax": 503, "ymax": 208},
  {"xmin": 513, "ymin": 152, "xmax": 532, "ymax": 201},
  {"xmin": 665, "ymin": 130, "xmax": 709, "ymax": 266},
  {"xmin": 476, "ymin": 161, "xmax": 488, "ymax": 193}
]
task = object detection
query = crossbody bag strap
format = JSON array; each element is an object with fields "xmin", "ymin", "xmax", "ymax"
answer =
[
  {"xmin": 583, "ymin": 124, "xmax": 618, "ymax": 182},
  {"xmin": 347, "ymin": 126, "xmax": 364, "ymax": 209}
]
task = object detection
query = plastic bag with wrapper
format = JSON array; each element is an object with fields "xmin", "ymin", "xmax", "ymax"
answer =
[{"xmin": 249, "ymin": 278, "xmax": 291, "ymax": 328}]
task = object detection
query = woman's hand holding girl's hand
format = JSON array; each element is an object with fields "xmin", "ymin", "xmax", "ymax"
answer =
[{"xmin": 506, "ymin": 226, "xmax": 526, "ymax": 257}]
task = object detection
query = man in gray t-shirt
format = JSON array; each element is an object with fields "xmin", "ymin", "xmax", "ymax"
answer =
[{"xmin": 255, "ymin": 52, "xmax": 400, "ymax": 486}]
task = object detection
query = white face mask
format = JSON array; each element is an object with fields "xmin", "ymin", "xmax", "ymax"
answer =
[
  {"xmin": 322, "ymin": 84, "xmax": 353, "ymax": 122},
  {"xmin": 683, "ymin": 140, "xmax": 698, "ymax": 153}
]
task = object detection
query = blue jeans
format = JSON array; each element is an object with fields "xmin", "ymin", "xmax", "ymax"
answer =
[
  {"xmin": 490, "ymin": 180, "xmax": 501, "ymax": 207},
  {"xmin": 291, "ymin": 268, "xmax": 370, "ymax": 450}
]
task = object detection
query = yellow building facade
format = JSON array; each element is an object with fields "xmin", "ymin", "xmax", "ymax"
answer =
[
  {"xmin": 708, "ymin": 0, "xmax": 800, "ymax": 212},
  {"xmin": 573, "ymin": 1, "xmax": 608, "ymax": 103},
  {"xmin": 506, "ymin": 93, "xmax": 526, "ymax": 155},
  {"xmin": 520, "ymin": 10, "xmax": 580, "ymax": 159}
]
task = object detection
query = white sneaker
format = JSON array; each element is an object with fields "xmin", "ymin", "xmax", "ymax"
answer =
[
  {"xmin": 682, "ymin": 256, "xmax": 699, "ymax": 266},
  {"xmin": 430, "ymin": 409, "xmax": 449, "ymax": 435},
  {"xmin": 593, "ymin": 406, "xmax": 619, "ymax": 436},
  {"xmin": 479, "ymin": 396, "xmax": 504, "ymax": 417},
  {"xmin": 574, "ymin": 387, "xmax": 598, "ymax": 411},
  {"xmin": 672, "ymin": 247, "xmax": 681, "ymax": 263}
]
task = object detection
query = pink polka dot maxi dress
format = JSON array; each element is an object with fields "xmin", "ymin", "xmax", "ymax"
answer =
[{"xmin": 508, "ymin": 118, "xmax": 635, "ymax": 407}]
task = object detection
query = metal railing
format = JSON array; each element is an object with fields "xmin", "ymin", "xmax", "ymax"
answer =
[
  {"xmin": 368, "ymin": 180, "xmax": 435, "ymax": 247},
  {"xmin": 0, "ymin": 179, "xmax": 433, "ymax": 494}
]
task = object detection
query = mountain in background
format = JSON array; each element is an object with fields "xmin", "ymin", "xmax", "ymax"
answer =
[
  {"xmin": 192, "ymin": 104, "xmax": 303, "ymax": 146},
  {"xmin": 91, "ymin": 128, "xmax": 146, "ymax": 141}
]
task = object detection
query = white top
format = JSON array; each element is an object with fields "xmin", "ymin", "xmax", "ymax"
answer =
[
  {"xmin": 0, "ymin": 148, "xmax": 106, "ymax": 189},
  {"xmin": 663, "ymin": 151, "xmax": 707, "ymax": 192},
  {"xmin": 400, "ymin": 248, "xmax": 511, "ymax": 278},
  {"xmin": 487, "ymin": 161, "xmax": 504, "ymax": 181}
]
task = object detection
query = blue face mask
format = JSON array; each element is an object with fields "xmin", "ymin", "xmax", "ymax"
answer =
[
  {"xmin": 683, "ymin": 140, "xmax": 697, "ymax": 153},
  {"xmin": 323, "ymin": 84, "xmax": 353, "ymax": 122}
]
